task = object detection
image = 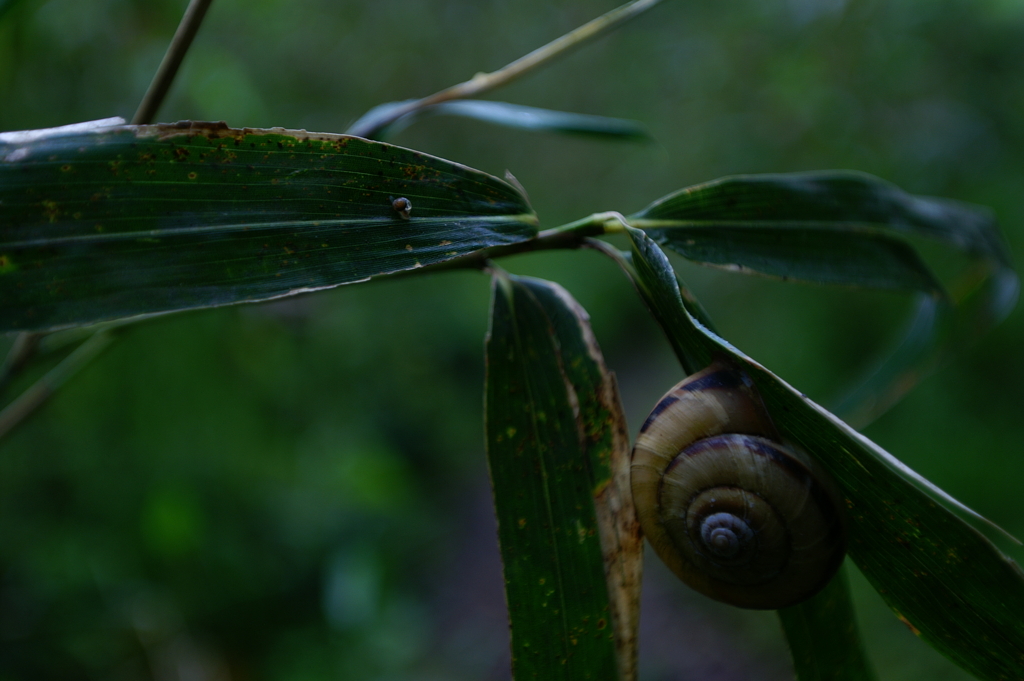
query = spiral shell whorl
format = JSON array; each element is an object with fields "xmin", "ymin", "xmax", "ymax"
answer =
[
  {"xmin": 631, "ymin": 364, "xmax": 847, "ymax": 610},
  {"xmin": 701, "ymin": 512, "xmax": 752, "ymax": 559}
]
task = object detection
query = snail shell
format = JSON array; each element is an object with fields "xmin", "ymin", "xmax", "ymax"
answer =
[
  {"xmin": 392, "ymin": 196, "xmax": 412, "ymax": 219},
  {"xmin": 631, "ymin": 362, "xmax": 847, "ymax": 609}
]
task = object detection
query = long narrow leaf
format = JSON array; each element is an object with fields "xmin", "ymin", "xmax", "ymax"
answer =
[
  {"xmin": 0, "ymin": 119, "xmax": 538, "ymax": 332},
  {"xmin": 486, "ymin": 271, "xmax": 640, "ymax": 680},
  {"xmin": 630, "ymin": 171, "xmax": 1018, "ymax": 426},
  {"xmin": 349, "ymin": 100, "xmax": 650, "ymax": 142},
  {"xmin": 642, "ymin": 223, "xmax": 944, "ymax": 293},
  {"xmin": 629, "ymin": 171, "xmax": 962, "ymax": 293},
  {"xmin": 615, "ymin": 227, "xmax": 1024, "ymax": 681},
  {"xmin": 632, "ymin": 171, "xmax": 1010, "ymax": 267}
]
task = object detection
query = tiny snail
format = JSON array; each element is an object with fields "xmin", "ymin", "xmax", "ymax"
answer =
[
  {"xmin": 392, "ymin": 196, "xmax": 412, "ymax": 220},
  {"xmin": 631, "ymin": 362, "xmax": 847, "ymax": 610}
]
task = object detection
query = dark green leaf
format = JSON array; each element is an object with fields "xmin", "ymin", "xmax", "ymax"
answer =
[
  {"xmin": 630, "ymin": 171, "xmax": 963, "ymax": 293},
  {"xmin": 611, "ymin": 238, "xmax": 710, "ymax": 375},
  {"xmin": 779, "ymin": 563, "xmax": 878, "ymax": 681},
  {"xmin": 485, "ymin": 271, "xmax": 640, "ymax": 681},
  {"xmin": 633, "ymin": 171, "xmax": 1010, "ymax": 265},
  {"xmin": 0, "ymin": 119, "xmax": 538, "ymax": 332},
  {"xmin": 619, "ymin": 226, "xmax": 1024, "ymax": 681},
  {"xmin": 647, "ymin": 224, "xmax": 943, "ymax": 293},
  {"xmin": 615, "ymin": 249, "xmax": 720, "ymax": 339},
  {"xmin": 630, "ymin": 170, "xmax": 1019, "ymax": 426}
]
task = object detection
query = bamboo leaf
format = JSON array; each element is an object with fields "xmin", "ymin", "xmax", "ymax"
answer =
[
  {"xmin": 349, "ymin": 99, "xmax": 650, "ymax": 142},
  {"xmin": 485, "ymin": 271, "xmax": 640, "ymax": 680},
  {"xmin": 630, "ymin": 171, "xmax": 960, "ymax": 294},
  {"xmin": 632, "ymin": 171, "xmax": 1011, "ymax": 267},
  {"xmin": 630, "ymin": 170, "xmax": 1018, "ymax": 426},
  {"xmin": 617, "ymin": 227, "xmax": 1024, "ymax": 681},
  {"xmin": 647, "ymin": 223, "xmax": 943, "ymax": 293},
  {"xmin": 0, "ymin": 119, "xmax": 538, "ymax": 332}
]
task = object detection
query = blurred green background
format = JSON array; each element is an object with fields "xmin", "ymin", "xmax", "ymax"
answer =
[{"xmin": 1, "ymin": 0, "xmax": 1022, "ymax": 679}]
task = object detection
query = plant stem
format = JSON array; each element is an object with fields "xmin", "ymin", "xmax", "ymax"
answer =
[
  {"xmin": 0, "ymin": 331, "xmax": 114, "ymax": 442},
  {"xmin": 390, "ymin": 212, "xmax": 632, "ymax": 283},
  {"xmin": 583, "ymin": 235, "xmax": 635, "ymax": 272},
  {"xmin": 30, "ymin": 0, "xmax": 218, "ymax": 448},
  {"xmin": 346, "ymin": 0, "xmax": 665, "ymax": 138},
  {"xmin": 132, "ymin": 0, "xmax": 215, "ymax": 125},
  {"xmin": 0, "ymin": 332, "xmax": 42, "ymax": 398}
]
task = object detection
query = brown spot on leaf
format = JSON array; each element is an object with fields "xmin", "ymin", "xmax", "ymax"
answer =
[{"xmin": 895, "ymin": 611, "xmax": 921, "ymax": 636}]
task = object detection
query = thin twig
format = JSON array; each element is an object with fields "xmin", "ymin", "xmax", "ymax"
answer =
[
  {"xmin": 132, "ymin": 0, "xmax": 216, "ymax": 125},
  {"xmin": 6, "ymin": 0, "xmax": 220, "ymax": 444},
  {"xmin": 582, "ymin": 236, "xmax": 635, "ymax": 272},
  {"xmin": 347, "ymin": 0, "xmax": 665, "ymax": 138},
  {"xmin": 0, "ymin": 332, "xmax": 115, "ymax": 443},
  {"xmin": 0, "ymin": 332, "xmax": 42, "ymax": 398}
]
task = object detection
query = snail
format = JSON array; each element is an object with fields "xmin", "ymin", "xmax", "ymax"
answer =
[
  {"xmin": 392, "ymin": 196, "xmax": 412, "ymax": 219},
  {"xmin": 631, "ymin": 362, "xmax": 847, "ymax": 609}
]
